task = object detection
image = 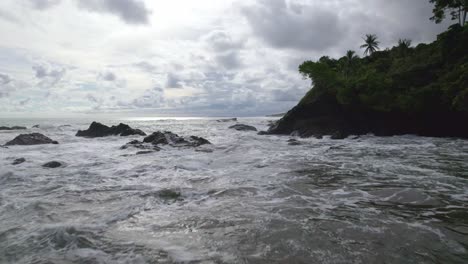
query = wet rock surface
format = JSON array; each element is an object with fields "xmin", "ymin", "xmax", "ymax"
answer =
[
  {"xmin": 0, "ymin": 126, "xmax": 27, "ymax": 130},
  {"xmin": 12, "ymin": 158, "xmax": 26, "ymax": 165},
  {"xmin": 4, "ymin": 133, "xmax": 59, "ymax": 146},
  {"xmin": 42, "ymin": 161, "xmax": 63, "ymax": 168},
  {"xmin": 122, "ymin": 131, "xmax": 211, "ymax": 151},
  {"xmin": 76, "ymin": 122, "xmax": 146, "ymax": 137},
  {"xmin": 229, "ymin": 124, "xmax": 258, "ymax": 132},
  {"xmin": 216, "ymin": 118, "xmax": 237, "ymax": 122}
]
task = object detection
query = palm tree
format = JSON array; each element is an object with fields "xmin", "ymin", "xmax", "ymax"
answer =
[
  {"xmin": 398, "ymin": 39, "xmax": 412, "ymax": 49},
  {"xmin": 360, "ymin": 34, "xmax": 380, "ymax": 56},
  {"xmin": 344, "ymin": 50, "xmax": 359, "ymax": 79}
]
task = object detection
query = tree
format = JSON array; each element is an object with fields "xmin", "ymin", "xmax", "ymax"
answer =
[
  {"xmin": 430, "ymin": 0, "xmax": 467, "ymax": 25},
  {"xmin": 398, "ymin": 39, "xmax": 412, "ymax": 49},
  {"xmin": 360, "ymin": 34, "xmax": 380, "ymax": 56},
  {"xmin": 343, "ymin": 50, "xmax": 359, "ymax": 79}
]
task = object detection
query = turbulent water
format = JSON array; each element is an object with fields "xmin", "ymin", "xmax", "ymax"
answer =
[{"xmin": 0, "ymin": 117, "xmax": 467, "ymax": 264}]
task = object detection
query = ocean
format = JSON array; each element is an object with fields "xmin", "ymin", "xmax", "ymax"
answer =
[{"xmin": 0, "ymin": 117, "xmax": 467, "ymax": 263}]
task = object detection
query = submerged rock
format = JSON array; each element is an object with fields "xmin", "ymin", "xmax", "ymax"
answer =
[
  {"xmin": 0, "ymin": 126, "xmax": 27, "ymax": 130},
  {"xmin": 12, "ymin": 158, "xmax": 26, "ymax": 165},
  {"xmin": 42, "ymin": 161, "xmax": 62, "ymax": 168},
  {"xmin": 229, "ymin": 124, "xmax": 258, "ymax": 132},
  {"xmin": 76, "ymin": 122, "xmax": 146, "ymax": 138},
  {"xmin": 216, "ymin": 118, "xmax": 237, "ymax": 122},
  {"xmin": 287, "ymin": 139, "xmax": 301, "ymax": 146},
  {"xmin": 5, "ymin": 133, "xmax": 59, "ymax": 146}
]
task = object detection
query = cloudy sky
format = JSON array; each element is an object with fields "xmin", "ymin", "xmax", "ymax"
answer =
[{"xmin": 0, "ymin": 0, "xmax": 450, "ymax": 117}]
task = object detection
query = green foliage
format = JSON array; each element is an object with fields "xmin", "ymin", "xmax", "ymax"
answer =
[
  {"xmin": 360, "ymin": 34, "xmax": 380, "ymax": 56},
  {"xmin": 430, "ymin": 0, "xmax": 467, "ymax": 25},
  {"xmin": 298, "ymin": 24, "xmax": 468, "ymax": 113}
]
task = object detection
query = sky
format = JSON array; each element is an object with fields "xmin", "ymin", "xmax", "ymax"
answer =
[{"xmin": 0, "ymin": 0, "xmax": 451, "ymax": 117}]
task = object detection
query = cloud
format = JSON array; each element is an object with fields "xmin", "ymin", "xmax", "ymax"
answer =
[
  {"xmin": 29, "ymin": 0, "xmax": 61, "ymax": 10},
  {"xmin": 216, "ymin": 51, "xmax": 242, "ymax": 69},
  {"xmin": 0, "ymin": 9, "xmax": 22, "ymax": 24},
  {"xmin": 242, "ymin": 0, "xmax": 348, "ymax": 51},
  {"xmin": 77, "ymin": 0, "xmax": 151, "ymax": 24},
  {"xmin": 133, "ymin": 61, "xmax": 157, "ymax": 73},
  {"xmin": 0, "ymin": 73, "xmax": 12, "ymax": 85},
  {"xmin": 99, "ymin": 71, "xmax": 116, "ymax": 81},
  {"xmin": 165, "ymin": 73, "xmax": 183, "ymax": 89},
  {"xmin": 203, "ymin": 30, "xmax": 244, "ymax": 52}
]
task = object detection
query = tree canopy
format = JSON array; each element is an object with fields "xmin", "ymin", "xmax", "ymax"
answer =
[
  {"xmin": 430, "ymin": 0, "xmax": 468, "ymax": 25},
  {"xmin": 298, "ymin": 24, "xmax": 468, "ymax": 114}
]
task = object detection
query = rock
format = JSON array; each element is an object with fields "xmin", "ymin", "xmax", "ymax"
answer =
[
  {"xmin": 313, "ymin": 134, "xmax": 324, "ymax": 139},
  {"xmin": 143, "ymin": 131, "xmax": 211, "ymax": 147},
  {"xmin": 123, "ymin": 131, "xmax": 211, "ymax": 150},
  {"xmin": 136, "ymin": 151, "xmax": 154, "ymax": 155},
  {"xmin": 76, "ymin": 122, "xmax": 146, "ymax": 137},
  {"xmin": 157, "ymin": 189, "xmax": 181, "ymax": 199},
  {"xmin": 0, "ymin": 126, "xmax": 27, "ymax": 130},
  {"xmin": 331, "ymin": 131, "xmax": 348, "ymax": 140},
  {"xmin": 257, "ymin": 131, "xmax": 269, "ymax": 135},
  {"xmin": 216, "ymin": 118, "xmax": 237, "ymax": 122},
  {"xmin": 5, "ymin": 133, "xmax": 59, "ymax": 146},
  {"xmin": 32, "ymin": 125, "xmax": 40, "ymax": 128},
  {"xmin": 229, "ymin": 124, "xmax": 258, "ymax": 132},
  {"xmin": 287, "ymin": 139, "xmax": 301, "ymax": 146},
  {"xmin": 12, "ymin": 158, "xmax": 26, "ymax": 165},
  {"xmin": 42, "ymin": 161, "xmax": 62, "ymax": 168},
  {"xmin": 120, "ymin": 140, "xmax": 161, "ymax": 151}
]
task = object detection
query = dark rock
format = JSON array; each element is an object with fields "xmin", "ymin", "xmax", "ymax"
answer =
[
  {"xmin": 257, "ymin": 131, "xmax": 269, "ymax": 135},
  {"xmin": 76, "ymin": 122, "xmax": 146, "ymax": 137},
  {"xmin": 216, "ymin": 118, "xmax": 237, "ymax": 122},
  {"xmin": 313, "ymin": 134, "xmax": 323, "ymax": 139},
  {"xmin": 120, "ymin": 140, "xmax": 161, "ymax": 151},
  {"xmin": 287, "ymin": 139, "xmax": 301, "ymax": 146},
  {"xmin": 42, "ymin": 161, "xmax": 62, "ymax": 168},
  {"xmin": 267, "ymin": 92, "xmax": 468, "ymax": 139},
  {"xmin": 136, "ymin": 151, "xmax": 154, "ymax": 155},
  {"xmin": 12, "ymin": 158, "xmax": 26, "ymax": 165},
  {"xmin": 331, "ymin": 131, "xmax": 348, "ymax": 140},
  {"xmin": 229, "ymin": 124, "xmax": 258, "ymax": 132},
  {"xmin": 32, "ymin": 125, "xmax": 40, "ymax": 128},
  {"xmin": 0, "ymin": 126, "xmax": 27, "ymax": 130},
  {"xmin": 5, "ymin": 133, "xmax": 59, "ymax": 146},
  {"xmin": 143, "ymin": 131, "xmax": 211, "ymax": 147},
  {"xmin": 157, "ymin": 189, "xmax": 181, "ymax": 199}
]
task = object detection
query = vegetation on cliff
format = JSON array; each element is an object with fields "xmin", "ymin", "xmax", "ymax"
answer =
[{"xmin": 297, "ymin": 24, "xmax": 468, "ymax": 115}]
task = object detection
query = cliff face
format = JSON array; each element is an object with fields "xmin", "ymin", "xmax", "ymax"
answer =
[
  {"xmin": 268, "ymin": 24, "xmax": 468, "ymax": 139},
  {"xmin": 268, "ymin": 92, "xmax": 468, "ymax": 138}
]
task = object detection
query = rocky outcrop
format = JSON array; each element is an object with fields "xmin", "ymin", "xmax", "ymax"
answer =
[
  {"xmin": 76, "ymin": 122, "xmax": 146, "ymax": 137},
  {"xmin": 12, "ymin": 158, "xmax": 26, "ymax": 165},
  {"xmin": 267, "ymin": 93, "xmax": 468, "ymax": 139},
  {"xmin": 42, "ymin": 161, "xmax": 62, "ymax": 168},
  {"xmin": 229, "ymin": 124, "xmax": 258, "ymax": 132},
  {"xmin": 122, "ymin": 131, "xmax": 211, "ymax": 151},
  {"xmin": 0, "ymin": 126, "xmax": 27, "ymax": 130},
  {"xmin": 5, "ymin": 133, "xmax": 59, "ymax": 146}
]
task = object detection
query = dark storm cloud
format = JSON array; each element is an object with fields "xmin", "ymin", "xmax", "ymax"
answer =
[
  {"xmin": 242, "ymin": 0, "xmax": 347, "ymax": 51},
  {"xmin": 78, "ymin": 0, "xmax": 151, "ymax": 25},
  {"xmin": 29, "ymin": 0, "xmax": 61, "ymax": 10},
  {"xmin": 242, "ymin": 0, "xmax": 450, "ymax": 54}
]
